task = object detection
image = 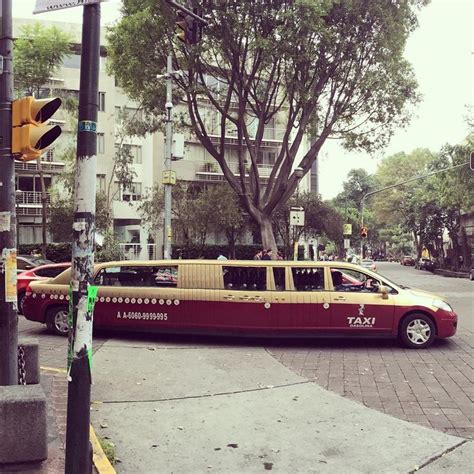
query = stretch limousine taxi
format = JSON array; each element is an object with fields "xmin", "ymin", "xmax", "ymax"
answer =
[{"xmin": 22, "ymin": 259, "xmax": 458, "ymax": 349}]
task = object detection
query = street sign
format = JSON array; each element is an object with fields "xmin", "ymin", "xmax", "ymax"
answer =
[
  {"xmin": 162, "ymin": 170, "xmax": 177, "ymax": 185},
  {"xmin": 34, "ymin": 0, "xmax": 107, "ymax": 14},
  {"xmin": 343, "ymin": 223, "xmax": 352, "ymax": 235},
  {"xmin": 290, "ymin": 209, "xmax": 305, "ymax": 226},
  {"xmin": 344, "ymin": 239, "xmax": 350, "ymax": 249}
]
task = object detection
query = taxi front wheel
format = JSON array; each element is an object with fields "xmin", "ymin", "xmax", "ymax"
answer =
[
  {"xmin": 46, "ymin": 306, "xmax": 69, "ymax": 337},
  {"xmin": 399, "ymin": 313, "xmax": 435, "ymax": 349}
]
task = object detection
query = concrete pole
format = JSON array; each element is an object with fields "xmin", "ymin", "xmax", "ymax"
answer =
[
  {"xmin": 0, "ymin": 0, "xmax": 18, "ymax": 386},
  {"xmin": 163, "ymin": 54, "xmax": 173, "ymax": 259},
  {"xmin": 65, "ymin": 4, "xmax": 100, "ymax": 472}
]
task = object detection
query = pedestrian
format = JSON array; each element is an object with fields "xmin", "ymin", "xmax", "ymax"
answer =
[
  {"xmin": 254, "ymin": 249, "xmax": 263, "ymax": 260},
  {"xmin": 276, "ymin": 250, "xmax": 284, "ymax": 260},
  {"xmin": 262, "ymin": 248, "xmax": 272, "ymax": 260}
]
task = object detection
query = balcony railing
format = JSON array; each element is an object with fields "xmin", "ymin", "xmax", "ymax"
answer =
[
  {"xmin": 206, "ymin": 126, "xmax": 288, "ymax": 145},
  {"xmin": 196, "ymin": 161, "xmax": 273, "ymax": 180},
  {"xmin": 15, "ymin": 160, "xmax": 65, "ymax": 173},
  {"xmin": 16, "ymin": 191, "xmax": 51, "ymax": 205},
  {"xmin": 118, "ymin": 243, "xmax": 159, "ymax": 261}
]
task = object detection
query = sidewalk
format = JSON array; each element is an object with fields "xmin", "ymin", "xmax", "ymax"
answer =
[{"xmin": 89, "ymin": 340, "xmax": 473, "ymax": 473}]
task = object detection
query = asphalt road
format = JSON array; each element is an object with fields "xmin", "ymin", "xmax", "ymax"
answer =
[{"xmin": 18, "ymin": 261, "xmax": 473, "ymax": 440}]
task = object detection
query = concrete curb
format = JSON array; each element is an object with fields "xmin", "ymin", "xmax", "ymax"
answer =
[
  {"xmin": 40, "ymin": 366, "xmax": 116, "ymax": 474},
  {"xmin": 433, "ymin": 269, "xmax": 470, "ymax": 278}
]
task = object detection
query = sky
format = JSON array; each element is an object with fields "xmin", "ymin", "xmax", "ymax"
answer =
[{"xmin": 14, "ymin": 0, "xmax": 474, "ymax": 199}]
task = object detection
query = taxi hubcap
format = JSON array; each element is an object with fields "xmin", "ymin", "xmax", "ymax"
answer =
[
  {"xmin": 407, "ymin": 319, "xmax": 431, "ymax": 344},
  {"xmin": 55, "ymin": 310, "xmax": 69, "ymax": 334}
]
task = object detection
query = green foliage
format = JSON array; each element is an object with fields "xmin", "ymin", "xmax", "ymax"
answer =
[
  {"xmin": 96, "ymin": 231, "xmax": 123, "ymax": 263},
  {"xmin": 13, "ymin": 23, "xmax": 72, "ymax": 96},
  {"xmin": 19, "ymin": 243, "xmax": 71, "ymax": 263},
  {"xmin": 98, "ymin": 437, "xmax": 117, "ymax": 465},
  {"xmin": 172, "ymin": 244, "xmax": 277, "ymax": 260}
]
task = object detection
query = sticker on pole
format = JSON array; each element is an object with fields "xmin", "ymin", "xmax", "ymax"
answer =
[
  {"xmin": 34, "ymin": 0, "xmax": 107, "ymax": 14},
  {"xmin": 78, "ymin": 120, "xmax": 97, "ymax": 133},
  {"xmin": 3, "ymin": 249, "xmax": 17, "ymax": 303}
]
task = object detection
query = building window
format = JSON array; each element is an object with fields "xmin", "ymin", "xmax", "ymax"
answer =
[
  {"xmin": 63, "ymin": 54, "xmax": 81, "ymax": 69},
  {"xmin": 115, "ymin": 144, "xmax": 142, "ymax": 164},
  {"xmin": 97, "ymin": 174, "xmax": 106, "ymax": 193},
  {"xmin": 120, "ymin": 182, "xmax": 142, "ymax": 202},
  {"xmin": 257, "ymin": 151, "xmax": 276, "ymax": 165},
  {"xmin": 98, "ymin": 133, "xmax": 105, "ymax": 154},
  {"xmin": 45, "ymin": 149, "xmax": 54, "ymax": 162},
  {"xmin": 99, "ymin": 92, "xmax": 106, "ymax": 112}
]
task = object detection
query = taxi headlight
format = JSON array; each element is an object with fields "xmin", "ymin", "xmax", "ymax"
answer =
[{"xmin": 433, "ymin": 299, "xmax": 452, "ymax": 312}]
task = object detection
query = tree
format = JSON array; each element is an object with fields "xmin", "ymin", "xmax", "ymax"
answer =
[
  {"xmin": 13, "ymin": 24, "xmax": 72, "ymax": 256},
  {"xmin": 138, "ymin": 182, "xmax": 245, "ymax": 256},
  {"xmin": 107, "ymin": 0, "xmax": 423, "ymax": 256}
]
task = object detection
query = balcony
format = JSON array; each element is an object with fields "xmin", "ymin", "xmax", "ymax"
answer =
[
  {"xmin": 202, "ymin": 127, "xmax": 289, "ymax": 148},
  {"xmin": 195, "ymin": 161, "xmax": 273, "ymax": 182},
  {"xmin": 17, "ymin": 191, "xmax": 51, "ymax": 205},
  {"xmin": 15, "ymin": 160, "xmax": 65, "ymax": 174}
]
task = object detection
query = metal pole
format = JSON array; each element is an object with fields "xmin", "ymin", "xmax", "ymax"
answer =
[
  {"xmin": 360, "ymin": 197, "xmax": 365, "ymax": 259},
  {"xmin": 163, "ymin": 53, "xmax": 173, "ymax": 259},
  {"xmin": 0, "ymin": 0, "xmax": 18, "ymax": 386},
  {"xmin": 65, "ymin": 4, "xmax": 100, "ymax": 472}
]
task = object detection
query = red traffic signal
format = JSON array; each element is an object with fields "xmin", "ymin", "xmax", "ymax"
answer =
[{"xmin": 360, "ymin": 226, "xmax": 368, "ymax": 238}]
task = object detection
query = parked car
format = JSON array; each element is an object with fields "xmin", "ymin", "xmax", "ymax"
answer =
[
  {"xmin": 401, "ymin": 256, "xmax": 415, "ymax": 266},
  {"xmin": 415, "ymin": 258, "xmax": 435, "ymax": 272},
  {"xmin": 17, "ymin": 255, "xmax": 52, "ymax": 273},
  {"xmin": 360, "ymin": 259, "xmax": 377, "ymax": 272},
  {"xmin": 17, "ymin": 262, "xmax": 70, "ymax": 314}
]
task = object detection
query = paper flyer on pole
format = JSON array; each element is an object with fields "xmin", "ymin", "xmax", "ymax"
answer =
[{"xmin": 34, "ymin": 0, "xmax": 107, "ymax": 15}]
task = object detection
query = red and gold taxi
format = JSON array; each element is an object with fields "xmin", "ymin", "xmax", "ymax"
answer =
[{"xmin": 22, "ymin": 260, "xmax": 457, "ymax": 349}]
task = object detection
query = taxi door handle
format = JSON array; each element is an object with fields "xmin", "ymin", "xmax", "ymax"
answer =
[
  {"xmin": 275, "ymin": 297, "xmax": 286, "ymax": 302},
  {"xmin": 334, "ymin": 296, "xmax": 346, "ymax": 301},
  {"xmin": 239, "ymin": 295, "xmax": 252, "ymax": 301},
  {"xmin": 223, "ymin": 295, "xmax": 235, "ymax": 300}
]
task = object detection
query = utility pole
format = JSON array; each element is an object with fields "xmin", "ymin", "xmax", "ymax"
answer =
[
  {"xmin": 163, "ymin": 53, "xmax": 173, "ymax": 260},
  {"xmin": 0, "ymin": 0, "xmax": 18, "ymax": 386},
  {"xmin": 65, "ymin": 3, "xmax": 100, "ymax": 472}
]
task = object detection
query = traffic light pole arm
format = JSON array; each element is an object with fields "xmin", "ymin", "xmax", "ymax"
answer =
[
  {"xmin": 165, "ymin": 0, "xmax": 208, "ymax": 25},
  {"xmin": 360, "ymin": 161, "xmax": 469, "ymax": 227}
]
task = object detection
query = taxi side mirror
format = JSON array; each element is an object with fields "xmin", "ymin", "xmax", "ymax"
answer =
[{"xmin": 378, "ymin": 285, "xmax": 389, "ymax": 299}]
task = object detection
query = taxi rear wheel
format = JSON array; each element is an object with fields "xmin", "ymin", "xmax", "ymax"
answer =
[
  {"xmin": 46, "ymin": 306, "xmax": 69, "ymax": 337},
  {"xmin": 400, "ymin": 313, "xmax": 435, "ymax": 349}
]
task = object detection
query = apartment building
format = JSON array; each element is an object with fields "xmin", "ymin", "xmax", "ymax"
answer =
[{"xmin": 14, "ymin": 18, "xmax": 315, "ymax": 258}]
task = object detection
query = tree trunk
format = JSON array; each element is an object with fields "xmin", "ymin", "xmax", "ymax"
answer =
[
  {"xmin": 38, "ymin": 160, "xmax": 48, "ymax": 259},
  {"xmin": 260, "ymin": 214, "xmax": 277, "ymax": 259}
]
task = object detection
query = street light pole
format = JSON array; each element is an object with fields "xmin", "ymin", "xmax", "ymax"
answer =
[{"xmin": 163, "ymin": 53, "xmax": 173, "ymax": 259}]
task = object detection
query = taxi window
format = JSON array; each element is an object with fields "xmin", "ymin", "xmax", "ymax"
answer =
[
  {"xmin": 273, "ymin": 267, "xmax": 285, "ymax": 291},
  {"xmin": 330, "ymin": 267, "xmax": 393, "ymax": 293},
  {"xmin": 291, "ymin": 267, "xmax": 324, "ymax": 291},
  {"xmin": 94, "ymin": 266, "xmax": 178, "ymax": 288},
  {"xmin": 223, "ymin": 266, "xmax": 266, "ymax": 291},
  {"xmin": 35, "ymin": 266, "xmax": 69, "ymax": 278}
]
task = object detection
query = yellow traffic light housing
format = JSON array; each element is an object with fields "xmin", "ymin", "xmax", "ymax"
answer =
[{"xmin": 12, "ymin": 96, "xmax": 62, "ymax": 162}]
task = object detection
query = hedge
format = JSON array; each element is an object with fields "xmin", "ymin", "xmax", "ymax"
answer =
[{"xmin": 19, "ymin": 243, "xmax": 72, "ymax": 263}]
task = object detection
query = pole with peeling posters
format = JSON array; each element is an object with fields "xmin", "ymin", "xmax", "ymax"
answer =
[{"xmin": 65, "ymin": 3, "xmax": 100, "ymax": 472}]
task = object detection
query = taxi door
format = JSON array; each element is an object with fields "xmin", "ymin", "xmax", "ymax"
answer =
[
  {"xmin": 270, "ymin": 266, "xmax": 330, "ymax": 331},
  {"xmin": 328, "ymin": 266, "xmax": 394, "ymax": 333}
]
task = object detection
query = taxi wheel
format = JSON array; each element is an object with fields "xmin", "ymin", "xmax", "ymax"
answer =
[
  {"xmin": 46, "ymin": 306, "xmax": 69, "ymax": 337},
  {"xmin": 400, "ymin": 314, "xmax": 435, "ymax": 349},
  {"xmin": 18, "ymin": 291, "xmax": 25, "ymax": 315}
]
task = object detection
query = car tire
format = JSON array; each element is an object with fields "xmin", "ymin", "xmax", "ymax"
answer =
[
  {"xmin": 46, "ymin": 306, "xmax": 69, "ymax": 337},
  {"xmin": 399, "ymin": 313, "xmax": 435, "ymax": 349},
  {"xmin": 17, "ymin": 291, "xmax": 25, "ymax": 315}
]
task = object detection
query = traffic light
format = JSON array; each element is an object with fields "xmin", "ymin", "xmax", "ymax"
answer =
[
  {"xmin": 360, "ymin": 226, "xmax": 368, "ymax": 238},
  {"xmin": 12, "ymin": 96, "xmax": 62, "ymax": 162},
  {"xmin": 175, "ymin": 9, "xmax": 202, "ymax": 45}
]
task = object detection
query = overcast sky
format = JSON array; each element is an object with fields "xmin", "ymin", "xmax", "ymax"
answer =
[{"xmin": 15, "ymin": 0, "xmax": 474, "ymax": 199}]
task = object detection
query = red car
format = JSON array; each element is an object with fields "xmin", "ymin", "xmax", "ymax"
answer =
[{"xmin": 17, "ymin": 262, "xmax": 70, "ymax": 314}]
